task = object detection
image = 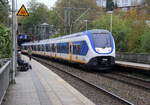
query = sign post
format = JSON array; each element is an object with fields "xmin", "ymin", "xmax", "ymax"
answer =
[
  {"xmin": 11, "ymin": 0, "xmax": 17, "ymax": 83},
  {"xmin": 11, "ymin": 3, "xmax": 29, "ymax": 83}
]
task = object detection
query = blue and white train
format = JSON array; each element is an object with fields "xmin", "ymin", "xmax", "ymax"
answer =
[{"xmin": 21, "ymin": 29, "xmax": 115, "ymax": 70}]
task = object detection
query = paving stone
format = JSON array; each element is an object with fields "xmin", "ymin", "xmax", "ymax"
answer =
[{"xmin": 2, "ymin": 55, "xmax": 96, "ymax": 105}]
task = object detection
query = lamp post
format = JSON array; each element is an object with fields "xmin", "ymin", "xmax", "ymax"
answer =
[
  {"xmin": 12, "ymin": 0, "xmax": 17, "ymax": 83},
  {"xmin": 83, "ymin": 20, "xmax": 88, "ymax": 31},
  {"xmin": 106, "ymin": 0, "xmax": 115, "ymax": 32},
  {"xmin": 107, "ymin": 11, "xmax": 113, "ymax": 32}
]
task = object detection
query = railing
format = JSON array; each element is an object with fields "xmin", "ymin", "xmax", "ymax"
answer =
[
  {"xmin": 116, "ymin": 53, "xmax": 150, "ymax": 64},
  {"xmin": 0, "ymin": 60, "xmax": 11, "ymax": 105}
]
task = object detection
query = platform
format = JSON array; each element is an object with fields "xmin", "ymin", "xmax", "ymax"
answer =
[
  {"xmin": 116, "ymin": 61, "xmax": 150, "ymax": 71},
  {"xmin": 2, "ymin": 55, "xmax": 95, "ymax": 105}
]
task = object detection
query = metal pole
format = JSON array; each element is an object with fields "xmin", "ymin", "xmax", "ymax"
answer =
[
  {"xmin": 11, "ymin": 0, "xmax": 17, "ymax": 83},
  {"xmin": 110, "ymin": 12, "xmax": 113, "ymax": 32},
  {"xmin": 85, "ymin": 20, "xmax": 88, "ymax": 31}
]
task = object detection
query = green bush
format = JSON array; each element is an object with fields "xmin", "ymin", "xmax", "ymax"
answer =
[
  {"xmin": 141, "ymin": 28, "xmax": 150, "ymax": 52},
  {"xmin": 0, "ymin": 24, "xmax": 11, "ymax": 58},
  {"xmin": 92, "ymin": 13, "xmax": 130, "ymax": 52},
  {"xmin": 92, "ymin": 11, "xmax": 150, "ymax": 53}
]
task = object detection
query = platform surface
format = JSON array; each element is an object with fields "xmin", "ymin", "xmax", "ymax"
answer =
[
  {"xmin": 2, "ymin": 55, "xmax": 95, "ymax": 105},
  {"xmin": 116, "ymin": 61, "xmax": 150, "ymax": 71}
]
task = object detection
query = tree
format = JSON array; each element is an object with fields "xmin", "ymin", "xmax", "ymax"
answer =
[
  {"xmin": 19, "ymin": 1, "xmax": 50, "ymax": 35},
  {"xmin": 0, "ymin": 0, "xmax": 9, "ymax": 25},
  {"xmin": 145, "ymin": 0, "xmax": 150, "ymax": 13},
  {"xmin": 92, "ymin": 13, "xmax": 129, "ymax": 52},
  {"xmin": 54, "ymin": 0, "xmax": 100, "ymax": 34},
  {"xmin": 141, "ymin": 28, "xmax": 150, "ymax": 52},
  {"xmin": 0, "ymin": 24, "xmax": 11, "ymax": 58},
  {"xmin": 92, "ymin": 10, "xmax": 149, "ymax": 53}
]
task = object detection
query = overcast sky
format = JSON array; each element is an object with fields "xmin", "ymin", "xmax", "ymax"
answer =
[{"xmin": 9, "ymin": 0, "xmax": 58, "ymax": 10}]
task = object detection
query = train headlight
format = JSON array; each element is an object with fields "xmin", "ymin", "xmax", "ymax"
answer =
[
  {"xmin": 102, "ymin": 58, "xmax": 108, "ymax": 61},
  {"xmin": 95, "ymin": 47, "xmax": 112, "ymax": 53}
]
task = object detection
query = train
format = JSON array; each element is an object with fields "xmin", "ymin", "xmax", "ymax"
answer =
[{"xmin": 21, "ymin": 29, "xmax": 116, "ymax": 70}]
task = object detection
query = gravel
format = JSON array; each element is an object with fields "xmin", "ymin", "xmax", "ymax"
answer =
[{"xmin": 36, "ymin": 58, "xmax": 150, "ymax": 105}]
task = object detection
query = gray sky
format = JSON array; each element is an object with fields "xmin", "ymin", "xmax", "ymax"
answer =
[{"xmin": 10, "ymin": 0, "xmax": 58, "ymax": 10}]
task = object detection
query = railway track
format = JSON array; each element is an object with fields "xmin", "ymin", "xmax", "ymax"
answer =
[
  {"xmin": 100, "ymin": 71, "xmax": 150, "ymax": 91},
  {"xmin": 34, "ymin": 57, "xmax": 134, "ymax": 105}
]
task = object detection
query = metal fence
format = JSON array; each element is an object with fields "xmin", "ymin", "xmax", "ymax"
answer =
[
  {"xmin": 116, "ymin": 53, "xmax": 150, "ymax": 64},
  {"xmin": 0, "ymin": 60, "xmax": 11, "ymax": 105}
]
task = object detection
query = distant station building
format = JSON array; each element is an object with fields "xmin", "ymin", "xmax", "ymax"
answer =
[
  {"xmin": 33, "ymin": 23, "xmax": 55, "ymax": 40},
  {"xmin": 96, "ymin": 0, "xmax": 145, "ymax": 11}
]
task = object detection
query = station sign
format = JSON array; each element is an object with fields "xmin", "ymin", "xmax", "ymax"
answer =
[{"xmin": 17, "ymin": 5, "xmax": 29, "ymax": 16}]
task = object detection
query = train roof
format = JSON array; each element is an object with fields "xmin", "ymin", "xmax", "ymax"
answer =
[{"xmin": 22, "ymin": 29, "xmax": 110, "ymax": 46}]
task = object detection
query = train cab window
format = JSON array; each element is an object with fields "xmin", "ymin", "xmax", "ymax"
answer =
[{"xmin": 92, "ymin": 33, "xmax": 112, "ymax": 48}]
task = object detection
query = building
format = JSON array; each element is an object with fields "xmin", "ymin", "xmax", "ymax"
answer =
[{"xmin": 96, "ymin": 0, "xmax": 145, "ymax": 10}]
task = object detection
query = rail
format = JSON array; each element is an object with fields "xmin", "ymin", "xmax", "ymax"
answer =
[
  {"xmin": 116, "ymin": 53, "xmax": 150, "ymax": 64},
  {"xmin": 0, "ymin": 60, "xmax": 11, "ymax": 105}
]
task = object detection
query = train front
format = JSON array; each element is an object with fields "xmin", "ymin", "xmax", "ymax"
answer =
[{"xmin": 86, "ymin": 29, "xmax": 115, "ymax": 70}]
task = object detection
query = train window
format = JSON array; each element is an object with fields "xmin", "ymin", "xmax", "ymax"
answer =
[
  {"xmin": 46, "ymin": 44, "xmax": 51, "ymax": 52},
  {"xmin": 73, "ymin": 45, "xmax": 80, "ymax": 55},
  {"xmin": 49, "ymin": 44, "xmax": 52, "ymax": 52},
  {"xmin": 31, "ymin": 46, "xmax": 33, "ymax": 50},
  {"xmin": 38, "ymin": 45, "xmax": 41, "ymax": 51},
  {"xmin": 72, "ymin": 41, "xmax": 88, "ymax": 56},
  {"xmin": 45, "ymin": 44, "xmax": 48, "ymax": 52},
  {"xmin": 32, "ymin": 46, "xmax": 34, "ymax": 51},
  {"xmin": 36, "ymin": 45, "xmax": 38, "ymax": 51},
  {"xmin": 42, "ymin": 45, "xmax": 44, "ymax": 51},
  {"xmin": 52, "ymin": 44, "xmax": 56, "ymax": 52},
  {"xmin": 34, "ymin": 46, "xmax": 36, "ymax": 51},
  {"xmin": 39, "ymin": 45, "xmax": 41, "ymax": 51},
  {"xmin": 33, "ymin": 45, "xmax": 35, "ymax": 51},
  {"xmin": 41, "ymin": 45, "xmax": 42, "ymax": 51},
  {"xmin": 57, "ymin": 43, "xmax": 69, "ymax": 54},
  {"xmin": 27, "ymin": 46, "xmax": 29, "ymax": 50},
  {"xmin": 35, "ymin": 45, "xmax": 37, "ymax": 51}
]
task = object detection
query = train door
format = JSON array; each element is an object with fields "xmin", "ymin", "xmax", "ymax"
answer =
[{"xmin": 69, "ymin": 42, "xmax": 72, "ymax": 61}]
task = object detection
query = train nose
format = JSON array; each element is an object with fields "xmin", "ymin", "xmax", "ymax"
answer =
[{"xmin": 87, "ymin": 56, "xmax": 115, "ymax": 67}]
